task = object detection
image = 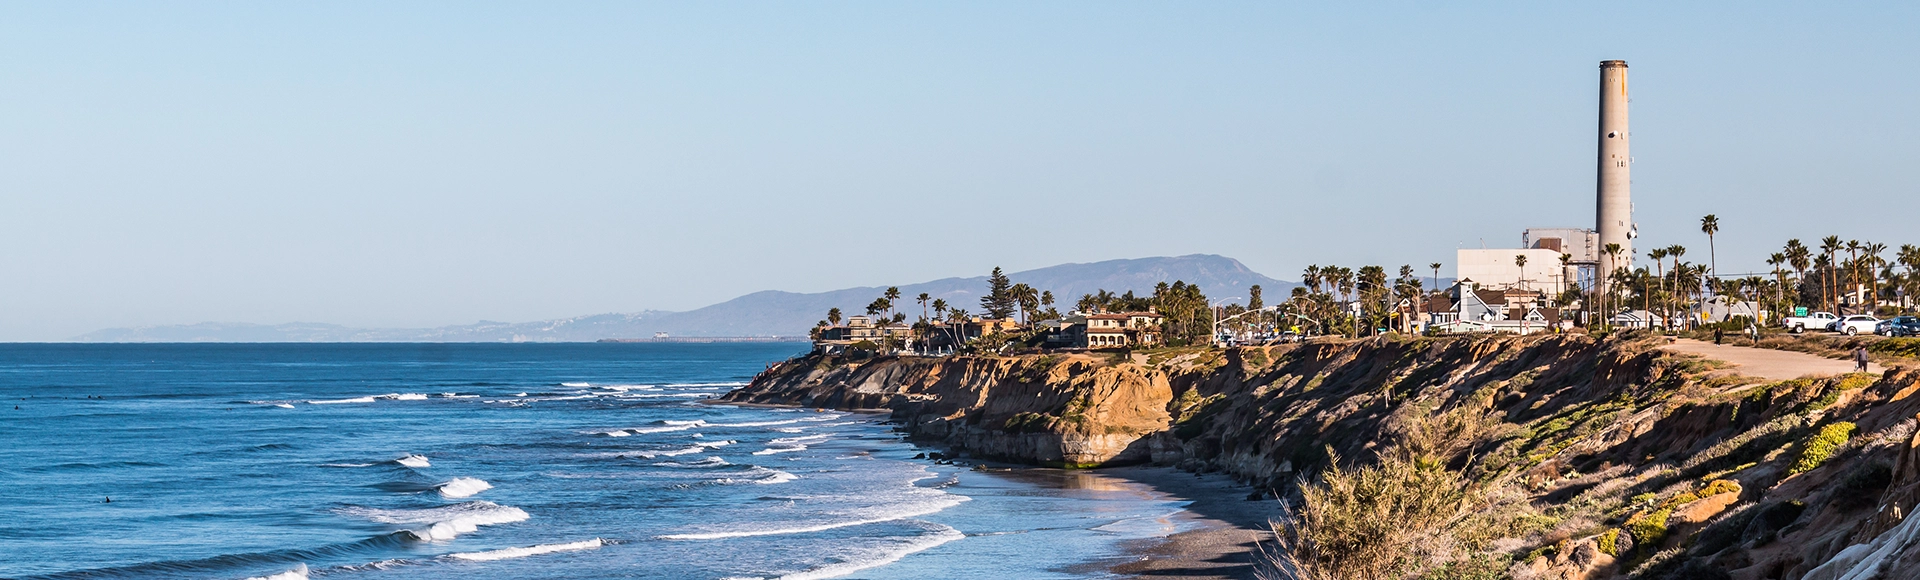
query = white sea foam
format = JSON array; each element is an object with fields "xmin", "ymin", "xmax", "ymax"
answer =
[
  {"xmin": 753, "ymin": 469, "xmax": 799, "ymax": 484},
  {"xmin": 657, "ymin": 456, "xmax": 729, "ymax": 468},
  {"xmin": 752, "ymin": 446, "xmax": 807, "ymax": 456},
  {"xmin": 560, "ymin": 382, "xmax": 591, "ymax": 387},
  {"xmin": 775, "ymin": 525, "xmax": 966, "ymax": 580},
  {"xmin": 514, "ymin": 392, "xmax": 528, "ymax": 397},
  {"xmin": 308, "ymin": 396, "xmax": 377, "ymax": 405},
  {"xmin": 711, "ymin": 466, "xmax": 799, "ymax": 485},
  {"xmin": 522, "ymin": 394, "xmax": 596, "ymax": 402},
  {"xmin": 706, "ymin": 415, "xmax": 842, "ymax": 428},
  {"xmin": 273, "ymin": 403, "xmax": 296, "ymax": 409},
  {"xmin": 770, "ymin": 434, "xmax": 831, "ymax": 445},
  {"xmin": 387, "ymin": 393, "xmax": 429, "ymax": 401},
  {"xmin": 243, "ymin": 564, "xmax": 309, "ymax": 580},
  {"xmin": 600, "ymin": 430, "xmax": 631, "ymax": 437},
  {"xmin": 594, "ymin": 384, "xmax": 658, "ymax": 392},
  {"xmin": 338, "ymin": 501, "xmax": 530, "ymax": 541},
  {"xmin": 395, "ymin": 454, "xmax": 431, "ymax": 468},
  {"xmin": 664, "ymin": 382, "xmax": 749, "ymax": 388},
  {"xmin": 447, "ymin": 538, "xmax": 605, "ymax": 561},
  {"xmin": 661, "ymin": 490, "xmax": 964, "ymax": 540},
  {"xmin": 437, "ymin": 477, "xmax": 493, "ymax": 498},
  {"xmin": 319, "ymin": 462, "xmax": 376, "ymax": 468},
  {"xmin": 609, "ymin": 420, "xmax": 708, "ymax": 435},
  {"xmin": 638, "ymin": 446, "xmax": 706, "ymax": 459}
]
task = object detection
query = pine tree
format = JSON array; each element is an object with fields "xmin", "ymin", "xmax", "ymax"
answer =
[{"xmin": 981, "ymin": 267, "xmax": 1016, "ymax": 319}]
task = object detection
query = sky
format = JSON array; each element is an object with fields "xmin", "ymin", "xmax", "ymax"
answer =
[{"xmin": 3, "ymin": 2, "xmax": 1917, "ymax": 341}]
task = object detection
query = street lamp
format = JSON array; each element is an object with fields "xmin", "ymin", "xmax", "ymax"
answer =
[{"xmin": 1208, "ymin": 298, "xmax": 1241, "ymax": 346}]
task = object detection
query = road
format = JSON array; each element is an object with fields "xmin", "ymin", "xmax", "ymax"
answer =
[{"xmin": 1658, "ymin": 338, "xmax": 1883, "ymax": 381}]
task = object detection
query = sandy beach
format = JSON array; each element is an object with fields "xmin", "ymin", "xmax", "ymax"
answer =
[{"xmin": 1098, "ymin": 466, "xmax": 1284, "ymax": 580}]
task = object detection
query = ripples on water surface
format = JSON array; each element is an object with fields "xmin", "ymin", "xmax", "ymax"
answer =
[{"xmin": 0, "ymin": 344, "xmax": 1194, "ymax": 579}]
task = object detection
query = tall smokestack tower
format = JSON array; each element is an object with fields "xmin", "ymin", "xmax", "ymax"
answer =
[{"xmin": 1596, "ymin": 60, "xmax": 1632, "ymax": 288}]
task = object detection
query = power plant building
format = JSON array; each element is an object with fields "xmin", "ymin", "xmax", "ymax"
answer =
[{"xmin": 1456, "ymin": 248, "xmax": 1578, "ymax": 296}]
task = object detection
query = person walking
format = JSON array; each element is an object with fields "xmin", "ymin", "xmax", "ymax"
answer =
[
  {"xmin": 1855, "ymin": 346, "xmax": 1871, "ymax": 373},
  {"xmin": 1715, "ymin": 326, "xmax": 1724, "ymax": 345}
]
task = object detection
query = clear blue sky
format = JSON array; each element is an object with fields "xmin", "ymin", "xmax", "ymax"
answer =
[{"xmin": 3, "ymin": 2, "xmax": 1916, "ymax": 340}]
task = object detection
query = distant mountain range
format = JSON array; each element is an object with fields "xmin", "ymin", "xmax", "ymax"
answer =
[{"xmin": 72, "ymin": 254, "xmax": 1297, "ymax": 342}]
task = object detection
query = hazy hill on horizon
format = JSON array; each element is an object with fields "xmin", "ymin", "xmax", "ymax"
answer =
[{"xmin": 72, "ymin": 255, "xmax": 1297, "ymax": 342}]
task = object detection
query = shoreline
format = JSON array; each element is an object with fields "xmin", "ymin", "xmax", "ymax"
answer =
[
  {"xmin": 1094, "ymin": 465, "xmax": 1281, "ymax": 580},
  {"xmin": 712, "ymin": 396, "xmax": 1281, "ymax": 579}
]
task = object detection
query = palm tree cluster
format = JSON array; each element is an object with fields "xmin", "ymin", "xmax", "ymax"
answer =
[
  {"xmin": 1075, "ymin": 281, "xmax": 1214, "ymax": 345},
  {"xmin": 1289, "ymin": 264, "xmax": 1420, "ymax": 337},
  {"xmin": 1769, "ymin": 237, "xmax": 1917, "ymax": 315},
  {"xmin": 1590, "ymin": 215, "xmax": 1920, "ymax": 328},
  {"xmin": 1597, "ymin": 243, "xmax": 1710, "ymax": 329}
]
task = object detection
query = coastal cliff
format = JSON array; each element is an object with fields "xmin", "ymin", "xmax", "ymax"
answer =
[
  {"xmin": 725, "ymin": 334, "xmax": 1665, "ymax": 478},
  {"xmin": 726, "ymin": 334, "xmax": 1920, "ymax": 579}
]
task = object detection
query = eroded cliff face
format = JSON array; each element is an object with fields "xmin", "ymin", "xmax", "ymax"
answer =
[
  {"xmin": 725, "ymin": 353, "xmax": 1172, "ymax": 466},
  {"xmin": 727, "ymin": 334, "xmax": 1920, "ymax": 579},
  {"xmin": 727, "ymin": 335, "xmax": 1660, "ymax": 475}
]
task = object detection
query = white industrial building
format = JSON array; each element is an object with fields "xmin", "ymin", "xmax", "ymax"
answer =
[{"xmin": 1456, "ymin": 248, "xmax": 1579, "ymax": 295}]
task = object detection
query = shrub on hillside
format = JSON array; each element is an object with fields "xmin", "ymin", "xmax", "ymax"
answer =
[
  {"xmin": 1261, "ymin": 406, "xmax": 1496, "ymax": 580},
  {"xmin": 1790, "ymin": 422, "xmax": 1857, "ymax": 476}
]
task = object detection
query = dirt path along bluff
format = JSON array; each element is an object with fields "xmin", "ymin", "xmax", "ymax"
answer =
[{"xmin": 1658, "ymin": 338, "xmax": 1883, "ymax": 380}]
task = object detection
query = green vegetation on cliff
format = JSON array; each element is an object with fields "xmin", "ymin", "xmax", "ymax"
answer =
[{"xmin": 728, "ymin": 332, "xmax": 1920, "ymax": 578}]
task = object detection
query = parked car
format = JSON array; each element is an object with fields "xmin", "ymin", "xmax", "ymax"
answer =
[
  {"xmin": 1782, "ymin": 311, "xmax": 1839, "ymax": 334},
  {"xmin": 1833, "ymin": 315, "xmax": 1882, "ymax": 336},
  {"xmin": 1878, "ymin": 316, "xmax": 1920, "ymax": 337}
]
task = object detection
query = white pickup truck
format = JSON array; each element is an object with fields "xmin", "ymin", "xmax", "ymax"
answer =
[{"xmin": 1783, "ymin": 311, "xmax": 1839, "ymax": 333}]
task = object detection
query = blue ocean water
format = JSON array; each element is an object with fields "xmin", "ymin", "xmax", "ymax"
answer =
[{"xmin": 0, "ymin": 344, "xmax": 1193, "ymax": 579}]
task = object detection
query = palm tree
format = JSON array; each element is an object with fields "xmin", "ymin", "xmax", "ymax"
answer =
[
  {"xmin": 1900, "ymin": 244, "xmax": 1920, "ymax": 310},
  {"xmin": 1845, "ymin": 240, "xmax": 1863, "ymax": 309},
  {"xmin": 1514, "ymin": 254, "xmax": 1529, "ymax": 290},
  {"xmin": 1008, "ymin": 283, "xmax": 1038, "ymax": 324},
  {"xmin": 1785, "ymin": 239, "xmax": 1811, "ymax": 310},
  {"xmin": 1665, "ymin": 245, "xmax": 1687, "ymax": 328},
  {"xmin": 1767, "ymin": 253, "xmax": 1788, "ymax": 318},
  {"xmin": 1649, "ymin": 247, "xmax": 1670, "ymax": 324},
  {"xmin": 827, "ymin": 307, "xmax": 843, "ymax": 327},
  {"xmin": 1429, "ymin": 262, "xmax": 1443, "ymax": 293},
  {"xmin": 916, "ymin": 293, "xmax": 932, "ymax": 323},
  {"xmin": 1866, "ymin": 242, "xmax": 1887, "ymax": 313},
  {"xmin": 1820, "ymin": 236, "xmax": 1843, "ymax": 311},
  {"xmin": 1303, "ymin": 265, "xmax": 1323, "ymax": 295},
  {"xmin": 1700, "ymin": 214, "xmax": 1721, "ymax": 284},
  {"xmin": 884, "ymin": 287, "xmax": 902, "ymax": 320},
  {"xmin": 1601, "ymin": 243, "xmax": 1624, "ymax": 327}
]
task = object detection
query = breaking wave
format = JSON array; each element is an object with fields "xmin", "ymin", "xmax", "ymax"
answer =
[
  {"xmin": 336, "ymin": 501, "xmax": 530, "ymax": 541},
  {"xmin": 775, "ymin": 525, "xmax": 965, "ymax": 580},
  {"xmin": 658, "ymin": 494, "xmax": 964, "ymax": 540},
  {"xmin": 243, "ymin": 564, "xmax": 309, "ymax": 580},
  {"xmin": 445, "ymin": 538, "xmax": 605, "ymax": 561},
  {"xmin": 436, "ymin": 477, "xmax": 492, "ymax": 498}
]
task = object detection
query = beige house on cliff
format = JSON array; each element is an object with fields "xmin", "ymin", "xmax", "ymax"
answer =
[{"xmin": 1081, "ymin": 312, "xmax": 1163, "ymax": 348}]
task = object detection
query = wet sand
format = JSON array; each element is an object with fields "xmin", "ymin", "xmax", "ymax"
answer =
[{"xmin": 1098, "ymin": 466, "xmax": 1284, "ymax": 580}]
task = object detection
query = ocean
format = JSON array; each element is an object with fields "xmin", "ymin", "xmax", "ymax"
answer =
[{"xmin": 0, "ymin": 343, "xmax": 1196, "ymax": 579}]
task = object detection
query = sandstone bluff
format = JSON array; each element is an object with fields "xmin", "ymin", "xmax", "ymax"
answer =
[{"xmin": 724, "ymin": 333, "xmax": 1920, "ymax": 579}]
